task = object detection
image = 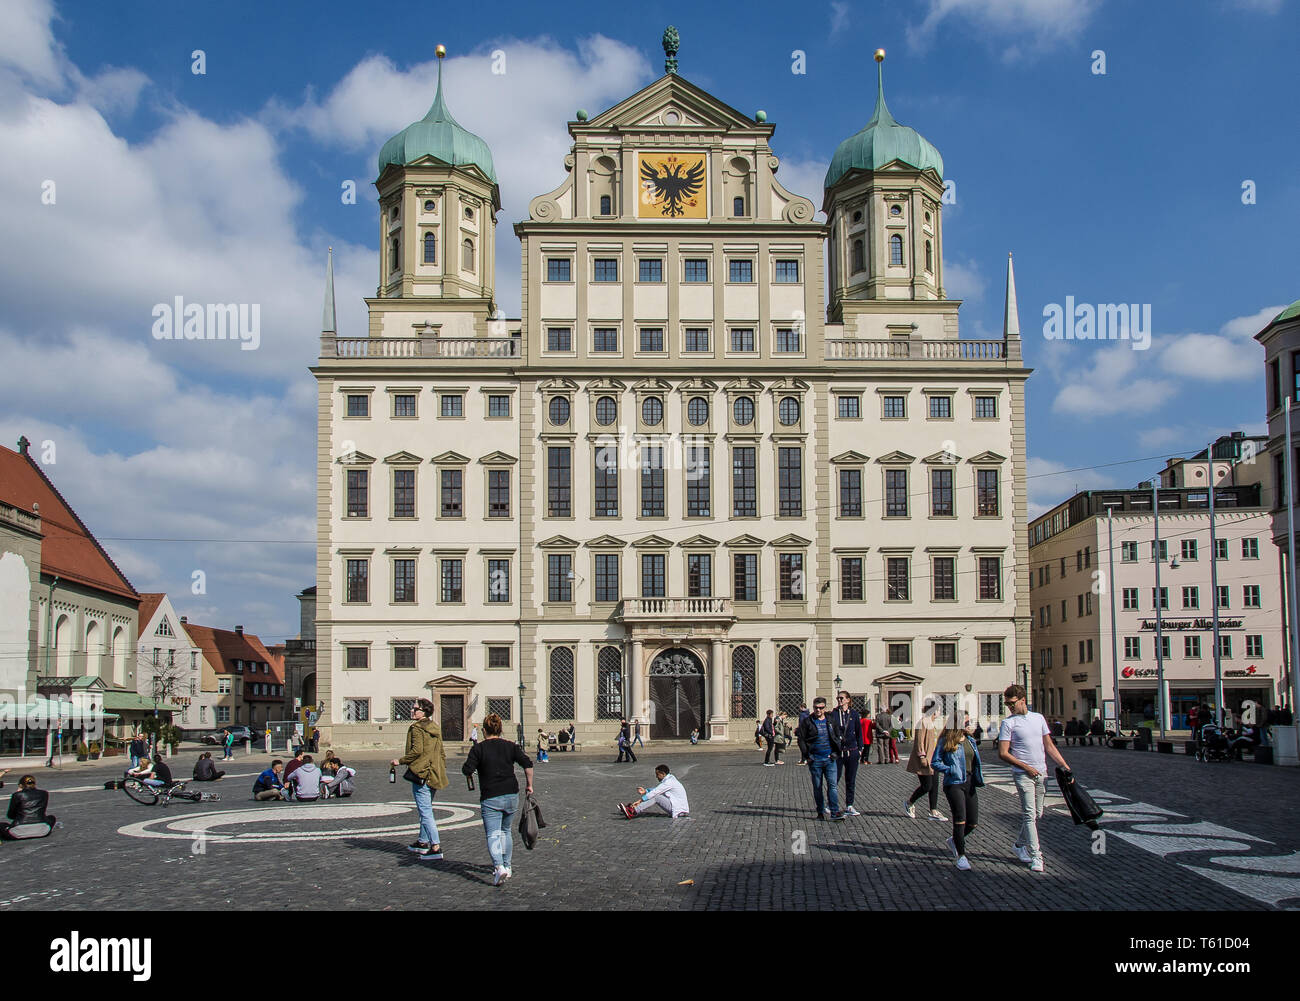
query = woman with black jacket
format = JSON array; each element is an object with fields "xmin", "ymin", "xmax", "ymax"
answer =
[
  {"xmin": 1, "ymin": 775, "xmax": 55, "ymax": 838},
  {"xmin": 462, "ymin": 713, "xmax": 534, "ymax": 887}
]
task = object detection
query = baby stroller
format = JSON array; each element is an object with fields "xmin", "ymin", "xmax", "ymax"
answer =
[{"xmin": 1195, "ymin": 723, "xmax": 1232, "ymax": 763}]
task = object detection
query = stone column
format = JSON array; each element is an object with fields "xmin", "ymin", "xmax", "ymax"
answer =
[
  {"xmin": 630, "ymin": 638, "xmax": 645, "ymax": 724},
  {"xmin": 710, "ymin": 637, "xmax": 727, "ymax": 740}
]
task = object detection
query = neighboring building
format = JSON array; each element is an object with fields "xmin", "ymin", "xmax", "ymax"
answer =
[
  {"xmin": 1028, "ymin": 437, "xmax": 1284, "ymax": 729},
  {"xmin": 182, "ymin": 622, "xmax": 286, "ymax": 729},
  {"xmin": 313, "ymin": 41, "xmax": 1030, "ymax": 748},
  {"xmin": 136, "ymin": 594, "xmax": 214, "ymax": 734},
  {"xmin": 282, "ymin": 585, "xmax": 317, "ymax": 711}
]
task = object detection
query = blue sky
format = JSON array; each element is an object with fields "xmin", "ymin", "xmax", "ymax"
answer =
[{"xmin": 0, "ymin": 0, "xmax": 1295, "ymax": 641}]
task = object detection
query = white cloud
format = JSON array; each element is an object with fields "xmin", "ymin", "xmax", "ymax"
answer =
[
  {"xmin": 830, "ymin": 1, "xmax": 852, "ymax": 34},
  {"xmin": 71, "ymin": 66, "xmax": 149, "ymax": 116},
  {"xmin": 0, "ymin": 0, "xmax": 62, "ymax": 90},
  {"xmin": 1026, "ymin": 455, "xmax": 1120, "ymax": 518},
  {"xmin": 908, "ymin": 0, "xmax": 1102, "ymax": 56},
  {"xmin": 944, "ymin": 256, "xmax": 986, "ymax": 303},
  {"xmin": 1226, "ymin": 0, "xmax": 1284, "ymax": 11},
  {"xmin": 1136, "ymin": 426, "xmax": 1188, "ymax": 451},
  {"xmin": 773, "ymin": 157, "xmax": 827, "ymax": 218}
]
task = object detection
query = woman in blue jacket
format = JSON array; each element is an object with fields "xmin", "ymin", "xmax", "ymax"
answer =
[{"xmin": 931, "ymin": 721, "xmax": 983, "ymax": 870}]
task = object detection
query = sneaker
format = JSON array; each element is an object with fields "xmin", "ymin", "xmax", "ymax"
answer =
[
  {"xmin": 501, "ymin": 867, "xmax": 512, "ymax": 882},
  {"xmin": 1013, "ymin": 845, "xmax": 1032, "ymax": 864},
  {"xmin": 776, "ymin": 760, "xmax": 786, "ymax": 765},
  {"xmin": 830, "ymin": 812, "xmax": 846, "ymax": 822},
  {"xmin": 845, "ymin": 806, "xmax": 861, "ymax": 817},
  {"xmin": 928, "ymin": 810, "xmax": 946, "ymax": 822},
  {"xmin": 492, "ymin": 866, "xmax": 506, "ymax": 886},
  {"xmin": 763, "ymin": 762, "xmax": 775, "ymax": 767},
  {"xmin": 407, "ymin": 841, "xmax": 432, "ymax": 854},
  {"xmin": 619, "ymin": 802, "xmax": 637, "ymax": 820},
  {"xmin": 904, "ymin": 799, "xmax": 916, "ymax": 819},
  {"xmin": 945, "ymin": 836, "xmax": 958, "ymax": 859},
  {"xmin": 1030, "ymin": 855, "xmax": 1045, "ymax": 873},
  {"xmin": 956, "ymin": 856, "xmax": 972, "ymax": 871}
]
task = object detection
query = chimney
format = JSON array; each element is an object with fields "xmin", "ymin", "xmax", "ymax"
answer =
[
  {"xmin": 180, "ymin": 616, "xmax": 187, "ymax": 624},
  {"xmin": 235, "ymin": 625, "xmax": 243, "ymax": 636},
  {"xmin": 17, "ymin": 435, "xmax": 30, "ymax": 456}
]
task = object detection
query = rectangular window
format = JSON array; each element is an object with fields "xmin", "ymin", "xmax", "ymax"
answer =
[
  {"xmin": 886, "ymin": 557, "xmax": 910, "ymax": 601},
  {"xmin": 730, "ymin": 328, "xmax": 755, "ymax": 352},
  {"xmin": 547, "ymin": 258, "xmax": 571, "ymax": 282},
  {"xmin": 639, "ymin": 327, "xmax": 664, "ymax": 352},
  {"xmin": 933, "ymin": 556, "xmax": 956, "ymax": 600},
  {"xmin": 1218, "ymin": 635, "xmax": 1232, "ymax": 658},
  {"xmin": 684, "ymin": 327, "xmax": 709, "ymax": 352},
  {"xmin": 440, "ymin": 559, "xmax": 463, "ymax": 603},
  {"xmin": 440, "ymin": 468, "xmax": 462, "ymax": 518},
  {"xmin": 838, "ymin": 396, "xmax": 861, "ymax": 419},
  {"xmin": 638, "ymin": 258, "xmax": 662, "ymax": 283},
  {"xmin": 931, "ymin": 468, "xmax": 954, "ymax": 517},
  {"xmin": 686, "ymin": 446, "xmax": 710, "ymax": 517},
  {"xmin": 488, "ymin": 469, "xmax": 510, "ymax": 519},
  {"xmin": 441, "ymin": 647, "xmax": 464, "ymax": 672},
  {"xmin": 1151, "ymin": 540, "xmax": 1168, "ymax": 562},
  {"xmin": 840, "ymin": 557, "xmax": 863, "ymax": 601},
  {"xmin": 594, "ymin": 553, "xmax": 619, "ymax": 603},
  {"xmin": 393, "ymin": 559, "xmax": 416, "ymax": 603},
  {"xmin": 547, "ymin": 327, "xmax": 572, "ymax": 352},
  {"xmin": 887, "ymin": 643, "xmax": 910, "ymax": 666},
  {"xmin": 774, "ymin": 259, "xmax": 800, "ymax": 283},
  {"xmin": 885, "ymin": 469, "xmax": 908, "ymax": 517},
  {"xmin": 775, "ymin": 327, "xmax": 800, "ymax": 353},
  {"xmin": 1122, "ymin": 587, "xmax": 1139, "ymax": 610},
  {"xmin": 640, "ymin": 447, "xmax": 665, "ymax": 517},
  {"xmin": 1217, "ymin": 585, "xmax": 1230, "ymax": 608},
  {"xmin": 1246, "ymin": 634, "xmax": 1264, "ymax": 658},
  {"xmin": 1124, "ymin": 637, "xmax": 1140, "ymax": 659},
  {"xmin": 487, "ymin": 559, "xmax": 510, "ymax": 603},
  {"xmin": 732, "ymin": 447, "xmax": 757, "ymax": 517},
  {"xmin": 842, "ymin": 643, "xmax": 865, "ymax": 667},
  {"xmin": 488, "ymin": 394, "xmax": 511, "ymax": 417},
  {"xmin": 1077, "ymin": 594, "xmax": 1084, "ymax": 616},
  {"xmin": 393, "ymin": 645, "xmax": 416, "ymax": 671},
  {"xmin": 548, "ymin": 554, "xmax": 572, "ymax": 603},
  {"xmin": 733, "ymin": 553, "xmax": 758, "ymax": 601},
  {"xmin": 391, "ymin": 468, "xmax": 415, "ymax": 518},
  {"xmin": 728, "ymin": 259, "xmax": 753, "ymax": 283},
  {"xmin": 684, "ymin": 258, "xmax": 709, "ymax": 283},
  {"xmin": 593, "ymin": 258, "xmax": 618, "ymax": 282},
  {"xmin": 978, "ymin": 557, "xmax": 1002, "ymax": 600},
  {"xmin": 929, "ymin": 396, "xmax": 952, "ymax": 419},
  {"xmin": 839, "ymin": 468, "xmax": 862, "ymax": 517},
  {"xmin": 393, "ymin": 394, "xmax": 416, "ymax": 418},
  {"xmin": 216, "ymin": 706, "xmax": 231, "ymax": 723},
  {"xmin": 346, "ymin": 559, "xmax": 368, "ymax": 603},
  {"xmin": 547, "ymin": 447, "xmax": 571, "ymax": 517},
  {"xmin": 1243, "ymin": 585, "xmax": 1261, "ymax": 608},
  {"xmin": 1242, "ymin": 537, "xmax": 1259, "ymax": 559},
  {"xmin": 882, "ymin": 395, "xmax": 906, "ymax": 419},
  {"xmin": 1152, "ymin": 587, "xmax": 1169, "ymax": 609},
  {"xmin": 934, "ymin": 642, "xmax": 958, "ymax": 665},
  {"xmin": 977, "ymin": 469, "xmax": 1000, "ymax": 516},
  {"xmin": 440, "ymin": 394, "xmax": 463, "ymax": 418},
  {"xmin": 488, "ymin": 647, "xmax": 511, "ymax": 671},
  {"xmin": 687, "ymin": 554, "xmax": 712, "ymax": 597},
  {"xmin": 346, "ymin": 469, "xmax": 368, "ymax": 518},
  {"xmin": 1181, "ymin": 539, "xmax": 1198, "ymax": 560},
  {"xmin": 1121, "ymin": 541, "xmax": 1138, "ymax": 562},
  {"xmin": 1182, "ymin": 586, "xmax": 1199, "ymax": 609},
  {"xmin": 778, "ymin": 448, "xmax": 802, "ymax": 516},
  {"xmin": 594, "ymin": 446, "xmax": 619, "ymax": 517},
  {"xmin": 974, "ymin": 396, "xmax": 998, "ymax": 419},
  {"xmin": 346, "ymin": 394, "xmax": 369, "ymax": 417},
  {"xmin": 593, "ymin": 327, "xmax": 618, "ymax": 352},
  {"xmin": 779, "ymin": 553, "xmax": 804, "ymax": 600},
  {"xmin": 641, "ymin": 554, "xmax": 666, "ymax": 597},
  {"xmin": 1215, "ymin": 538, "xmax": 1228, "ymax": 560},
  {"xmin": 1185, "ymin": 635, "xmax": 1201, "ymax": 658},
  {"xmin": 979, "ymin": 641, "xmax": 1003, "ymax": 665}
]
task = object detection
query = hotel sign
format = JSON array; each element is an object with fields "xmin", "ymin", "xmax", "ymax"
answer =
[{"xmin": 1138, "ymin": 618, "xmax": 1244, "ymax": 631}]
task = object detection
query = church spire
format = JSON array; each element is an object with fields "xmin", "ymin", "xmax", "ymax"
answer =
[
  {"xmin": 869, "ymin": 49, "xmax": 896, "ymax": 128},
  {"xmin": 1003, "ymin": 252, "xmax": 1020, "ymax": 340},
  {"xmin": 322, "ymin": 246, "xmax": 336, "ymax": 334}
]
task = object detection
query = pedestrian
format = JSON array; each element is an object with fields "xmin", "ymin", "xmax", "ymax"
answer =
[
  {"xmin": 293, "ymin": 723, "xmax": 304, "ymax": 756},
  {"xmin": 632, "ymin": 718, "xmax": 645, "ymax": 749},
  {"xmin": 931, "ymin": 720, "xmax": 983, "ymax": 870},
  {"xmin": 461, "ymin": 713, "xmax": 534, "ymax": 886},
  {"xmin": 775, "ymin": 712, "xmax": 790, "ymax": 764},
  {"xmin": 831, "ymin": 691, "xmax": 863, "ymax": 816},
  {"xmin": 129, "ymin": 732, "xmax": 145, "ymax": 770},
  {"xmin": 754, "ymin": 719, "xmax": 764, "ymax": 749},
  {"xmin": 617, "ymin": 719, "xmax": 637, "ymax": 763},
  {"xmin": 795, "ymin": 703, "xmax": 810, "ymax": 765},
  {"xmin": 972, "ymin": 721, "xmax": 984, "ymax": 747},
  {"xmin": 566, "ymin": 723, "xmax": 576, "ymax": 750},
  {"xmin": 264, "ymin": 727, "xmax": 272, "ymax": 755},
  {"xmin": 761, "ymin": 709, "xmax": 779, "ymax": 766},
  {"xmin": 905, "ymin": 705, "xmax": 944, "ymax": 820},
  {"xmin": 797, "ymin": 697, "xmax": 845, "ymax": 821},
  {"xmin": 223, "ymin": 728, "xmax": 235, "ymax": 761},
  {"xmin": 689, "ymin": 728, "xmax": 699, "ymax": 744},
  {"xmin": 618, "ymin": 764, "xmax": 689, "ymax": 819},
  {"xmin": 998, "ymin": 684, "xmax": 1070, "ymax": 874},
  {"xmin": 874, "ymin": 706, "xmax": 894, "ymax": 763},
  {"xmin": 470, "ymin": 723, "xmax": 479, "ymax": 747},
  {"xmin": 391, "ymin": 698, "xmax": 447, "ymax": 860},
  {"xmin": 860, "ymin": 712, "xmax": 872, "ymax": 764},
  {"xmin": 536, "ymin": 729, "xmax": 550, "ymax": 763}
]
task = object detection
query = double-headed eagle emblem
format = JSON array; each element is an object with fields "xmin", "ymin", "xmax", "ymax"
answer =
[{"xmin": 640, "ymin": 155, "xmax": 705, "ymax": 217}]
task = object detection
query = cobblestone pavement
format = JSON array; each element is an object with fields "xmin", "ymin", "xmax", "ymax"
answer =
[{"xmin": 1, "ymin": 741, "xmax": 1296, "ymax": 910}]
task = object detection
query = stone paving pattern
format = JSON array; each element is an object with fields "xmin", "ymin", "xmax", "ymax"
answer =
[{"xmin": 0, "ymin": 740, "xmax": 1294, "ymax": 910}]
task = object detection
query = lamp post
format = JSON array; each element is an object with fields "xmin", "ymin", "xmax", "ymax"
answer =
[
  {"xmin": 834, "ymin": 674, "xmax": 842, "ymax": 696},
  {"xmin": 1019, "ymin": 663, "xmax": 1028, "ymax": 705},
  {"xmin": 517, "ymin": 682, "xmax": 525, "ymax": 743},
  {"xmin": 1153, "ymin": 477, "xmax": 1167, "ymax": 740}
]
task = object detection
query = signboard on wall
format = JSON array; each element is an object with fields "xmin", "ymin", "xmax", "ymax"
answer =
[{"xmin": 637, "ymin": 152, "xmax": 707, "ymax": 219}]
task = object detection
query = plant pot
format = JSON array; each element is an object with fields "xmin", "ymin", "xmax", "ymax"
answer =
[
  {"xmin": 76, "ymin": 754, "xmax": 88, "ymax": 762},
  {"xmin": 90, "ymin": 752, "xmax": 100, "ymax": 760}
]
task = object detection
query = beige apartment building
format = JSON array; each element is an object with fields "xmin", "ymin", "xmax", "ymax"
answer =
[
  {"xmin": 313, "ymin": 41, "xmax": 1031, "ymax": 747},
  {"xmin": 1029, "ymin": 434, "xmax": 1284, "ymax": 729}
]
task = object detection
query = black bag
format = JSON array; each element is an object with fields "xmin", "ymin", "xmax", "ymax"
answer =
[
  {"xmin": 402, "ymin": 766, "xmax": 422, "ymax": 785},
  {"xmin": 1055, "ymin": 766, "xmax": 1103, "ymax": 830}
]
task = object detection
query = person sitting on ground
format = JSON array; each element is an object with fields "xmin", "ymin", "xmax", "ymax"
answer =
[
  {"xmin": 321, "ymin": 759, "xmax": 356, "ymax": 799},
  {"xmin": 288, "ymin": 754, "xmax": 323, "ymax": 802},
  {"xmin": 282, "ymin": 750, "xmax": 306, "ymax": 799},
  {"xmin": 253, "ymin": 759, "xmax": 287, "ymax": 801},
  {"xmin": 193, "ymin": 751, "xmax": 225, "ymax": 782},
  {"xmin": 127, "ymin": 754, "xmax": 173, "ymax": 789},
  {"xmin": 1089, "ymin": 717, "xmax": 1105, "ymax": 745},
  {"xmin": 1, "ymin": 775, "xmax": 56, "ymax": 839},
  {"xmin": 618, "ymin": 764, "xmax": 690, "ymax": 819}
]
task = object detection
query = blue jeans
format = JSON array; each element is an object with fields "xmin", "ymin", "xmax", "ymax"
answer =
[
  {"xmin": 412, "ymin": 781, "xmax": 440, "ymax": 846},
  {"xmin": 807, "ymin": 755, "xmax": 840, "ymax": 815},
  {"xmin": 481, "ymin": 793, "xmax": 517, "ymax": 870}
]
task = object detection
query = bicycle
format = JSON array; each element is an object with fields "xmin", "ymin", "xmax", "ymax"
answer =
[
  {"xmin": 122, "ymin": 777, "xmax": 220, "ymax": 806},
  {"xmin": 1104, "ymin": 726, "xmax": 1141, "ymax": 748}
]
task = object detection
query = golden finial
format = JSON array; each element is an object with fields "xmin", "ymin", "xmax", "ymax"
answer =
[
  {"xmin": 435, "ymin": 44, "xmax": 447, "ymax": 59},
  {"xmin": 874, "ymin": 48, "xmax": 885, "ymax": 62}
]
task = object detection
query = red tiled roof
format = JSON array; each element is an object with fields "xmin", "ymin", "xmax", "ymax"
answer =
[
  {"xmin": 0, "ymin": 441, "xmax": 138, "ymax": 602},
  {"xmin": 182, "ymin": 622, "xmax": 285, "ymax": 685},
  {"xmin": 137, "ymin": 592, "xmax": 165, "ymax": 634}
]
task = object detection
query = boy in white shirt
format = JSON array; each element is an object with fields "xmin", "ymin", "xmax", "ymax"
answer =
[
  {"xmin": 998, "ymin": 684, "xmax": 1071, "ymax": 873},
  {"xmin": 618, "ymin": 765, "xmax": 690, "ymax": 819}
]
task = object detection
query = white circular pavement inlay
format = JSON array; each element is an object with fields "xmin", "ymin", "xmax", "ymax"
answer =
[{"xmin": 117, "ymin": 801, "xmax": 483, "ymax": 843}]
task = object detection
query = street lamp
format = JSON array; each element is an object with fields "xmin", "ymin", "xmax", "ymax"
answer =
[
  {"xmin": 834, "ymin": 674, "xmax": 842, "ymax": 694},
  {"xmin": 517, "ymin": 682, "xmax": 526, "ymax": 743}
]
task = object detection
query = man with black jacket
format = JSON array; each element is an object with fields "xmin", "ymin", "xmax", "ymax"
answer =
[
  {"xmin": 797, "ymin": 697, "xmax": 845, "ymax": 821},
  {"xmin": 831, "ymin": 692, "xmax": 863, "ymax": 816}
]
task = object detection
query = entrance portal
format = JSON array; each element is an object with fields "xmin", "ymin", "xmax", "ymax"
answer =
[{"xmin": 648, "ymin": 648, "xmax": 705, "ymax": 740}]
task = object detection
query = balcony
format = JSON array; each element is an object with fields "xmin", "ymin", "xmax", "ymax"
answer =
[
  {"xmin": 326, "ymin": 336, "xmax": 520, "ymax": 360},
  {"xmin": 617, "ymin": 597, "xmax": 734, "ymax": 622},
  {"xmin": 825, "ymin": 338, "xmax": 1007, "ymax": 362}
]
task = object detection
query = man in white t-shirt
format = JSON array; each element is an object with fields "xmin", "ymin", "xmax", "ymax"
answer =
[
  {"xmin": 618, "ymin": 765, "xmax": 690, "ymax": 819},
  {"xmin": 998, "ymin": 684, "xmax": 1071, "ymax": 873}
]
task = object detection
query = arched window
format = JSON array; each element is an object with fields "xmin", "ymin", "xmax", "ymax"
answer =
[
  {"xmin": 778, "ymin": 396, "xmax": 800, "ymax": 426},
  {"xmin": 851, "ymin": 239, "xmax": 864, "ymax": 273},
  {"xmin": 389, "ymin": 236, "xmax": 400, "ymax": 273},
  {"xmin": 549, "ymin": 397, "xmax": 570, "ymax": 426},
  {"xmin": 423, "ymin": 232, "xmax": 437, "ymax": 264},
  {"xmin": 925, "ymin": 240, "xmax": 933, "ymax": 273},
  {"xmin": 731, "ymin": 646, "xmax": 756, "ymax": 719},
  {"xmin": 549, "ymin": 647, "xmax": 575, "ymax": 720},
  {"xmin": 111, "ymin": 627, "xmax": 126, "ymax": 687},
  {"xmin": 462, "ymin": 237, "xmax": 475, "ymax": 272},
  {"xmin": 595, "ymin": 396, "xmax": 617, "ymax": 426},
  {"xmin": 777, "ymin": 645, "xmax": 803, "ymax": 714},
  {"xmin": 733, "ymin": 397, "xmax": 755, "ymax": 426},
  {"xmin": 597, "ymin": 646, "xmax": 623, "ymax": 719},
  {"xmin": 890, "ymin": 233, "xmax": 904, "ymax": 266},
  {"xmin": 642, "ymin": 397, "xmax": 664, "ymax": 426},
  {"xmin": 733, "ymin": 196, "xmax": 745, "ymax": 217},
  {"xmin": 687, "ymin": 397, "xmax": 709, "ymax": 426},
  {"xmin": 600, "ymin": 194, "xmax": 612, "ymax": 216},
  {"xmin": 85, "ymin": 621, "xmax": 100, "ymax": 678}
]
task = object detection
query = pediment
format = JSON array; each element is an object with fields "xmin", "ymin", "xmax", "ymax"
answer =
[
  {"xmin": 922, "ymin": 450, "xmax": 962, "ymax": 465},
  {"xmin": 584, "ymin": 534, "xmax": 627, "ymax": 549},
  {"xmin": 724, "ymin": 377, "xmax": 764, "ymax": 393},
  {"xmin": 478, "ymin": 451, "xmax": 518, "ymax": 465},
  {"xmin": 725, "ymin": 533, "xmax": 767, "ymax": 548},
  {"xmin": 585, "ymin": 74, "xmax": 761, "ymax": 133},
  {"xmin": 769, "ymin": 533, "xmax": 812, "ymax": 548},
  {"xmin": 336, "ymin": 450, "xmax": 375, "ymax": 465},
  {"xmin": 876, "ymin": 450, "xmax": 916, "ymax": 464},
  {"xmin": 426, "ymin": 673, "xmax": 478, "ymax": 690},
  {"xmin": 678, "ymin": 534, "xmax": 721, "ymax": 549},
  {"xmin": 586, "ymin": 378, "xmax": 626, "ymax": 393},
  {"xmin": 539, "ymin": 378, "xmax": 579, "ymax": 392},
  {"xmin": 968, "ymin": 450, "xmax": 1008, "ymax": 464},
  {"xmin": 430, "ymin": 450, "xmax": 470, "ymax": 465},
  {"xmin": 631, "ymin": 534, "xmax": 674, "ymax": 548},
  {"xmin": 632, "ymin": 377, "xmax": 674, "ymax": 392},
  {"xmin": 873, "ymin": 671, "xmax": 927, "ymax": 685},
  {"xmin": 383, "ymin": 450, "xmax": 423, "ymax": 465},
  {"xmin": 771, "ymin": 377, "xmax": 811, "ymax": 392},
  {"xmin": 538, "ymin": 535, "xmax": 580, "ymax": 549},
  {"xmin": 831, "ymin": 450, "xmax": 870, "ymax": 464},
  {"xmin": 678, "ymin": 377, "xmax": 718, "ymax": 392}
]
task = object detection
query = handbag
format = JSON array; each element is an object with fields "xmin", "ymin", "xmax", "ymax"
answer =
[{"xmin": 402, "ymin": 766, "xmax": 422, "ymax": 784}]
